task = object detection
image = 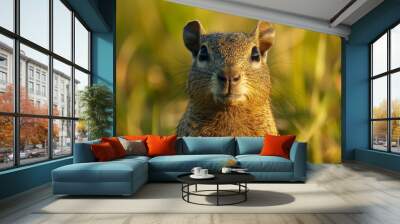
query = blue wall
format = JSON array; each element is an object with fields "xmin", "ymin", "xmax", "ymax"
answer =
[
  {"xmin": 343, "ymin": 0, "xmax": 400, "ymax": 170},
  {"xmin": 0, "ymin": 0, "xmax": 115, "ymax": 200},
  {"xmin": 0, "ymin": 158, "xmax": 72, "ymax": 199},
  {"xmin": 91, "ymin": 0, "xmax": 116, "ymax": 135}
]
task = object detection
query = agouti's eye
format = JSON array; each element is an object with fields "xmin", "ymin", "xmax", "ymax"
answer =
[
  {"xmin": 198, "ymin": 45, "xmax": 209, "ymax": 61},
  {"xmin": 251, "ymin": 46, "xmax": 260, "ymax": 62}
]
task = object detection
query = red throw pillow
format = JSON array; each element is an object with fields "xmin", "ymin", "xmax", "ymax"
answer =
[
  {"xmin": 91, "ymin": 142, "xmax": 117, "ymax": 161},
  {"xmin": 146, "ymin": 135, "xmax": 177, "ymax": 157},
  {"xmin": 101, "ymin": 137, "xmax": 127, "ymax": 158},
  {"xmin": 260, "ymin": 134, "xmax": 296, "ymax": 159}
]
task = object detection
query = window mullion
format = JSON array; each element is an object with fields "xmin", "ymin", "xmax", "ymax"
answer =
[
  {"xmin": 71, "ymin": 10, "xmax": 76, "ymax": 155},
  {"xmin": 13, "ymin": 0, "xmax": 20, "ymax": 167},
  {"xmin": 370, "ymin": 45, "xmax": 373, "ymax": 149},
  {"xmin": 388, "ymin": 30, "xmax": 391, "ymax": 153},
  {"xmin": 48, "ymin": 0, "xmax": 54, "ymax": 160}
]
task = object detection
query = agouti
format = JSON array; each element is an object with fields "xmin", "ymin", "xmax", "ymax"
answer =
[{"xmin": 177, "ymin": 20, "xmax": 278, "ymax": 137}]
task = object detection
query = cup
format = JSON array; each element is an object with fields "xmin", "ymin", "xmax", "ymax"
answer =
[
  {"xmin": 200, "ymin": 169, "xmax": 208, "ymax": 176},
  {"xmin": 221, "ymin": 167, "xmax": 232, "ymax": 174},
  {"xmin": 191, "ymin": 167, "xmax": 202, "ymax": 176}
]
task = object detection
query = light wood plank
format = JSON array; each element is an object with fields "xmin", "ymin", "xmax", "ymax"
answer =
[{"xmin": 1, "ymin": 162, "xmax": 400, "ymax": 224}]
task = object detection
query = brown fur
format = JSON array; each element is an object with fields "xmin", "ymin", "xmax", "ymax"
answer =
[{"xmin": 177, "ymin": 21, "xmax": 278, "ymax": 136}]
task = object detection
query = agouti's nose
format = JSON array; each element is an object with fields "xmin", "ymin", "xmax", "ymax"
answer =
[{"xmin": 217, "ymin": 74, "xmax": 241, "ymax": 85}]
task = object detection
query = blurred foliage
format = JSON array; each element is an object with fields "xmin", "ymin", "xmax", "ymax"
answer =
[
  {"xmin": 372, "ymin": 100, "xmax": 400, "ymax": 142},
  {"xmin": 116, "ymin": 0, "xmax": 341, "ymax": 163},
  {"xmin": 79, "ymin": 84, "xmax": 113, "ymax": 140}
]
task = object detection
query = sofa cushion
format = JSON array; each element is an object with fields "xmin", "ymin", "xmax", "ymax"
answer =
[
  {"xmin": 124, "ymin": 135, "xmax": 148, "ymax": 142},
  {"xmin": 260, "ymin": 135, "xmax": 296, "ymax": 159},
  {"xmin": 235, "ymin": 137, "xmax": 264, "ymax": 155},
  {"xmin": 147, "ymin": 135, "xmax": 177, "ymax": 157},
  {"xmin": 118, "ymin": 138, "xmax": 147, "ymax": 156},
  {"xmin": 91, "ymin": 142, "xmax": 118, "ymax": 161},
  {"xmin": 178, "ymin": 137, "xmax": 235, "ymax": 155},
  {"xmin": 236, "ymin": 155, "xmax": 293, "ymax": 172},
  {"xmin": 101, "ymin": 137, "xmax": 127, "ymax": 158},
  {"xmin": 116, "ymin": 155, "xmax": 150, "ymax": 163},
  {"xmin": 149, "ymin": 154, "xmax": 235, "ymax": 172},
  {"xmin": 53, "ymin": 158, "xmax": 147, "ymax": 183}
]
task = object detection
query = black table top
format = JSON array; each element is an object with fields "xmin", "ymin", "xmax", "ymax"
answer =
[{"xmin": 177, "ymin": 172, "xmax": 255, "ymax": 185}]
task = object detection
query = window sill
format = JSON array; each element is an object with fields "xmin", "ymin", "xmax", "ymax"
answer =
[
  {"xmin": 355, "ymin": 148, "xmax": 400, "ymax": 172},
  {"xmin": 0, "ymin": 156, "xmax": 72, "ymax": 176}
]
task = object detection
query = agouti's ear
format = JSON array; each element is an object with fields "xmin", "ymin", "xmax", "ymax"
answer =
[
  {"xmin": 252, "ymin": 21, "xmax": 275, "ymax": 55},
  {"xmin": 183, "ymin": 20, "xmax": 205, "ymax": 56}
]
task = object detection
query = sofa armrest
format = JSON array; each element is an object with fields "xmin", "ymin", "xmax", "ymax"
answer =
[
  {"xmin": 73, "ymin": 140, "xmax": 100, "ymax": 163},
  {"xmin": 289, "ymin": 142, "xmax": 307, "ymax": 181}
]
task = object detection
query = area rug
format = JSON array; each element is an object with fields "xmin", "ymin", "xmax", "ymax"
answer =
[{"xmin": 37, "ymin": 183, "xmax": 362, "ymax": 214}]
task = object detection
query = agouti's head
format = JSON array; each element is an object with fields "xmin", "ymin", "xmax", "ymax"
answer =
[{"xmin": 183, "ymin": 20, "xmax": 275, "ymax": 107}]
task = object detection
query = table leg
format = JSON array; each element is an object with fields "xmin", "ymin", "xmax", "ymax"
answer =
[
  {"xmin": 187, "ymin": 184, "xmax": 190, "ymax": 202},
  {"xmin": 217, "ymin": 184, "xmax": 219, "ymax": 206},
  {"xmin": 245, "ymin": 183, "xmax": 247, "ymax": 201},
  {"xmin": 195, "ymin": 184, "xmax": 197, "ymax": 192}
]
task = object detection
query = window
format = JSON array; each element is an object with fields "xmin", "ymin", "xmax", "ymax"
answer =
[
  {"xmin": 35, "ymin": 70, "xmax": 40, "ymax": 81},
  {"xmin": 0, "ymin": 54, "xmax": 7, "ymax": 67},
  {"xmin": 35, "ymin": 83, "xmax": 40, "ymax": 95},
  {"xmin": 0, "ymin": 71, "xmax": 6, "ymax": 85},
  {"xmin": 42, "ymin": 85, "xmax": 46, "ymax": 97},
  {"xmin": 0, "ymin": 0, "xmax": 91, "ymax": 170},
  {"xmin": 20, "ymin": 0, "xmax": 49, "ymax": 48},
  {"xmin": 0, "ymin": 116, "xmax": 13, "ymax": 170},
  {"xmin": 28, "ymin": 81, "xmax": 34, "ymax": 94},
  {"xmin": 53, "ymin": 0, "xmax": 72, "ymax": 60},
  {"xmin": 74, "ymin": 18, "xmax": 90, "ymax": 70},
  {"xmin": 53, "ymin": 119, "xmax": 72, "ymax": 158},
  {"xmin": 28, "ymin": 67, "xmax": 34, "ymax": 80},
  {"xmin": 371, "ymin": 23, "xmax": 400, "ymax": 154},
  {"xmin": 0, "ymin": 35, "xmax": 13, "ymax": 113},
  {"xmin": 53, "ymin": 59, "xmax": 72, "ymax": 117},
  {"xmin": 0, "ymin": 0, "xmax": 14, "ymax": 32}
]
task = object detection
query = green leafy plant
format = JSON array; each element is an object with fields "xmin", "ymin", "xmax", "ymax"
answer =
[{"xmin": 79, "ymin": 84, "xmax": 113, "ymax": 140}]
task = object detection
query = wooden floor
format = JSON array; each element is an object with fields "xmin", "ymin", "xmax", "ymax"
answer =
[{"xmin": 1, "ymin": 162, "xmax": 400, "ymax": 224}]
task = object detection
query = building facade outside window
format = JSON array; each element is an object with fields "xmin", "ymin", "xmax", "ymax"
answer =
[
  {"xmin": 0, "ymin": 0, "xmax": 91, "ymax": 170},
  {"xmin": 370, "ymin": 22, "xmax": 400, "ymax": 154}
]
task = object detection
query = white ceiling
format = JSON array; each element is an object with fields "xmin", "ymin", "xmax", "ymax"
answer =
[
  {"xmin": 168, "ymin": 0, "xmax": 384, "ymax": 37},
  {"xmin": 228, "ymin": 0, "xmax": 352, "ymax": 23}
]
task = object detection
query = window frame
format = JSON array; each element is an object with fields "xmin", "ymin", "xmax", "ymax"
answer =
[
  {"xmin": 0, "ymin": 0, "xmax": 92, "ymax": 171},
  {"xmin": 370, "ymin": 21, "xmax": 400, "ymax": 154}
]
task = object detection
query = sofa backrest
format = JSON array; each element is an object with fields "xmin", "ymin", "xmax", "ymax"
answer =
[
  {"xmin": 73, "ymin": 139, "xmax": 100, "ymax": 163},
  {"xmin": 235, "ymin": 137, "xmax": 264, "ymax": 155},
  {"xmin": 177, "ymin": 137, "xmax": 236, "ymax": 155}
]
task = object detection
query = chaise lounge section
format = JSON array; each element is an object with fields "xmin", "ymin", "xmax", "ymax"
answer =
[{"xmin": 52, "ymin": 137, "xmax": 307, "ymax": 196}]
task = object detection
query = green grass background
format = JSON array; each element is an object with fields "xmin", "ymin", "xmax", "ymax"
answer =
[{"xmin": 116, "ymin": 0, "xmax": 341, "ymax": 163}]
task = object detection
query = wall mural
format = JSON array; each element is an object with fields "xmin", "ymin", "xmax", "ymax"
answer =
[{"xmin": 116, "ymin": 0, "xmax": 341, "ymax": 163}]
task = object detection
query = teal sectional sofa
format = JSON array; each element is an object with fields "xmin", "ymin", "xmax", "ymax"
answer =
[{"xmin": 52, "ymin": 137, "xmax": 307, "ymax": 196}]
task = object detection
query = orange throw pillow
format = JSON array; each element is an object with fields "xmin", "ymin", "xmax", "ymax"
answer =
[
  {"xmin": 101, "ymin": 137, "xmax": 127, "ymax": 158},
  {"xmin": 124, "ymin": 135, "xmax": 148, "ymax": 142},
  {"xmin": 91, "ymin": 142, "xmax": 117, "ymax": 161},
  {"xmin": 260, "ymin": 134, "xmax": 296, "ymax": 159},
  {"xmin": 146, "ymin": 135, "xmax": 177, "ymax": 157}
]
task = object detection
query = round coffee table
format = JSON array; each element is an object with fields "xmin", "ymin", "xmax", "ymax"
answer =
[{"xmin": 177, "ymin": 173, "xmax": 255, "ymax": 206}]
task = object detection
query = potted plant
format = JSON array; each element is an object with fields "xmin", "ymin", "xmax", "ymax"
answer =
[{"xmin": 79, "ymin": 84, "xmax": 113, "ymax": 140}]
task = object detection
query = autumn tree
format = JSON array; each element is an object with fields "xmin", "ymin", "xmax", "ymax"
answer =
[
  {"xmin": 0, "ymin": 84, "xmax": 59, "ymax": 152},
  {"xmin": 372, "ymin": 99, "xmax": 400, "ymax": 144}
]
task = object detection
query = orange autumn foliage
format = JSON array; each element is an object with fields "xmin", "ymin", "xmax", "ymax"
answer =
[{"xmin": 0, "ymin": 85, "xmax": 59, "ymax": 149}]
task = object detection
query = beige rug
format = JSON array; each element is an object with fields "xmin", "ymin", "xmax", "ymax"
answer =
[{"xmin": 38, "ymin": 183, "xmax": 362, "ymax": 214}]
